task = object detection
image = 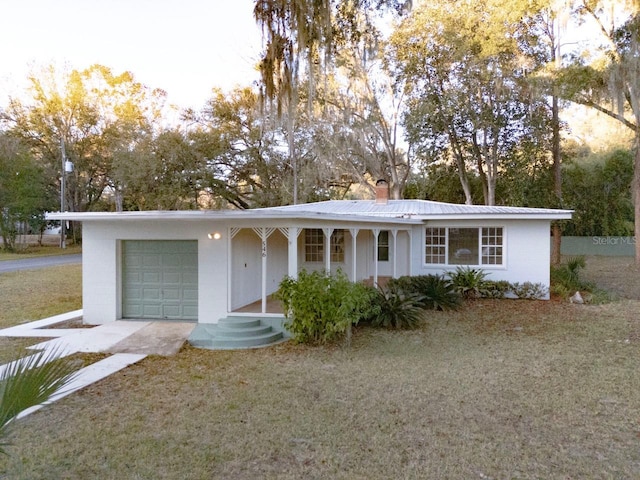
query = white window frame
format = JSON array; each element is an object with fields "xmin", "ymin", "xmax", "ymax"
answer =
[
  {"xmin": 330, "ymin": 229, "xmax": 345, "ymax": 263},
  {"xmin": 305, "ymin": 228, "xmax": 324, "ymax": 262},
  {"xmin": 424, "ymin": 226, "xmax": 505, "ymax": 267},
  {"xmin": 377, "ymin": 230, "xmax": 390, "ymax": 262}
]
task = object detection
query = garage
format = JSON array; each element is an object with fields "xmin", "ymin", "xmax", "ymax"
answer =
[{"xmin": 122, "ymin": 240, "xmax": 198, "ymax": 320}]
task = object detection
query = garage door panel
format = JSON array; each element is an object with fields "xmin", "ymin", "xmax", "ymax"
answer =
[
  {"xmin": 163, "ymin": 288, "xmax": 181, "ymax": 301},
  {"xmin": 162, "ymin": 305, "xmax": 181, "ymax": 318},
  {"xmin": 124, "ymin": 287, "xmax": 142, "ymax": 301},
  {"xmin": 123, "ymin": 304, "xmax": 143, "ymax": 317},
  {"xmin": 163, "ymin": 272, "xmax": 182, "ymax": 285},
  {"xmin": 123, "ymin": 271, "xmax": 142, "ymax": 284},
  {"xmin": 143, "ymin": 255, "xmax": 162, "ymax": 267},
  {"xmin": 142, "ymin": 287, "xmax": 161, "ymax": 300},
  {"xmin": 142, "ymin": 272, "xmax": 162, "ymax": 283},
  {"xmin": 182, "ymin": 272, "xmax": 198, "ymax": 285},
  {"xmin": 182, "ymin": 305, "xmax": 198, "ymax": 318},
  {"xmin": 143, "ymin": 305, "xmax": 163, "ymax": 317},
  {"xmin": 123, "ymin": 255, "xmax": 142, "ymax": 267},
  {"xmin": 183, "ymin": 288, "xmax": 198, "ymax": 301},
  {"xmin": 122, "ymin": 240, "xmax": 198, "ymax": 320},
  {"xmin": 162, "ymin": 255, "xmax": 182, "ymax": 267},
  {"xmin": 181, "ymin": 254, "xmax": 198, "ymax": 267}
]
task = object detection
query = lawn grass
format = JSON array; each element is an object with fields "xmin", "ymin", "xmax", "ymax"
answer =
[
  {"xmin": 0, "ymin": 244, "xmax": 81, "ymax": 261},
  {"xmin": 1, "ymin": 298, "xmax": 640, "ymax": 479},
  {"xmin": 1, "ymin": 257, "xmax": 639, "ymax": 478},
  {"xmin": 0, "ymin": 264, "xmax": 82, "ymax": 329}
]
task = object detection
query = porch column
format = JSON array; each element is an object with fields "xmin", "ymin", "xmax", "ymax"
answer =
[
  {"xmin": 323, "ymin": 227, "xmax": 334, "ymax": 274},
  {"xmin": 252, "ymin": 227, "xmax": 276, "ymax": 314},
  {"xmin": 281, "ymin": 227, "xmax": 301, "ymax": 279},
  {"xmin": 372, "ymin": 228, "xmax": 380, "ymax": 286},
  {"xmin": 409, "ymin": 227, "xmax": 414, "ymax": 276},
  {"xmin": 228, "ymin": 228, "xmax": 242, "ymax": 315},
  {"xmin": 391, "ymin": 229, "xmax": 398, "ymax": 278},
  {"xmin": 349, "ymin": 228, "xmax": 359, "ymax": 281}
]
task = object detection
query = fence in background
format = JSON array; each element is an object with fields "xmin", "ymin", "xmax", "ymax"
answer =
[{"xmin": 558, "ymin": 236, "xmax": 636, "ymax": 257}]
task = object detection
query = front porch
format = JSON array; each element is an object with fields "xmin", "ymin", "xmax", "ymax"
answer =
[{"xmin": 227, "ymin": 225, "xmax": 412, "ymax": 317}]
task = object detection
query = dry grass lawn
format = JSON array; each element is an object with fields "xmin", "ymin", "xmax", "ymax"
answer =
[
  {"xmin": 0, "ymin": 244, "xmax": 81, "ymax": 261},
  {"xmin": 0, "ymin": 257, "xmax": 639, "ymax": 479},
  {"xmin": 0, "ymin": 265, "xmax": 82, "ymax": 329}
]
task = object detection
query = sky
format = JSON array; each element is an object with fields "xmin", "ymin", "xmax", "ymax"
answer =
[{"xmin": 0, "ymin": 0, "xmax": 263, "ymax": 110}]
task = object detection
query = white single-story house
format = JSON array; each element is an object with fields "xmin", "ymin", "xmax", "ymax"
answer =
[{"xmin": 48, "ymin": 183, "xmax": 572, "ymax": 348}]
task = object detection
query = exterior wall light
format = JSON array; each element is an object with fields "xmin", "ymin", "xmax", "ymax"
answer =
[{"xmin": 208, "ymin": 232, "xmax": 222, "ymax": 240}]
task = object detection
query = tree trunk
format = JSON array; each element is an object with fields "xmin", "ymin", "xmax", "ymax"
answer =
[
  {"xmin": 635, "ymin": 144, "xmax": 640, "ymax": 266},
  {"xmin": 551, "ymin": 91, "xmax": 562, "ymax": 265}
]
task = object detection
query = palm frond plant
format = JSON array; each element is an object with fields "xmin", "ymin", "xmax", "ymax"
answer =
[
  {"xmin": 550, "ymin": 256, "xmax": 593, "ymax": 295},
  {"xmin": 371, "ymin": 283, "xmax": 425, "ymax": 329},
  {"xmin": 388, "ymin": 275, "xmax": 461, "ymax": 310},
  {"xmin": 447, "ymin": 267, "xmax": 489, "ymax": 299},
  {"xmin": 0, "ymin": 348, "xmax": 79, "ymax": 454}
]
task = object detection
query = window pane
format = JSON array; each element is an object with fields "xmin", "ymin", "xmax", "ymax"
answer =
[
  {"xmin": 425, "ymin": 227, "xmax": 446, "ymax": 264},
  {"xmin": 448, "ymin": 228, "xmax": 478, "ymax": 265},
  {"xmin": 481, "ymin": 227, "xmax": 503, "ymax": 265},
  {"xmin": 378, "ymin": 230, "xmax": 389, "ymax": 261},
  {"xmin": 330, "ymin": 229, "xmax": 345, "ymax": 263},
  {"xmin": 305, "ymin": 229, "xmax": 324, "ymax": 262}
]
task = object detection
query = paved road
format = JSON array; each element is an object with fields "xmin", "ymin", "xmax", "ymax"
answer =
[{"xmin": 0, "ymin": 254, "xmax": 81, "ymax": 273}]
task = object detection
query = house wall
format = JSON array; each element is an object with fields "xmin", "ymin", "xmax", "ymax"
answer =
[
  {"xmin": 410, "ymin": 219, "xmax": 552, "ymax": 294},
  {"xmin": 296, "ymin": 228, "xmax": 348, "ymax": 276},
  {"xmin": 375, "ymin": 230, "xmax": 411, "ymax": 278},
  {"xmin": 230, "ymin": 228, "xmax": 289, "ymax": 311},
  {"xmin": 81, "ymin": 220, "xmax": 229, "ymax": 324},
  {"xmin": 296, "ymin": 228, "xmax": 413, "ymax": 282},
  {"xmin": 230, "ymin": 229, "xmax": 262, "ymax": 311}
]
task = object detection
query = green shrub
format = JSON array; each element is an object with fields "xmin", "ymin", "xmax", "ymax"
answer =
[
  {"xmin": 388, "ymin": 275, "xmax": 460, "ymax": 310},
  {"xmin": 550, "ymin": 256, "xmax": 595, "ymax": 297},
  {"xmin": 510, "ymin": 282, "xmax": 548, "ymax": 300},
  {"xmin": 276, "ymin": 269, "xmax": 378, "ymax": 344},
  {"xmin": 370, "ymin": 283, "xmax": 425, "ymax": 329},
  {"xmin": 447, "ymin": 267, "xmax": 489, "ymax": 299},
  {"xmin": 482, "ymin": 280, "xmax": 511, "ymax": 299}
]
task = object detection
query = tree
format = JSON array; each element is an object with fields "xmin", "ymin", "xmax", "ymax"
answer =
[
  {"xmin": 309, "ymin": 6, "xmax": 411, "ymax": 199},
  {"xmin": 390, "ymin": 0, "xmax": 553, "ymax": 205},
  {"xmin": 0, "ymin": 135, "xmax": 52, "ymax": 251},
  {"xmin": 185, "ymin": 87, "xmax": 293, "ymax": 208},
  {"xmin": 556, "ymin": 1, "xmax": 640, "ymax": 263},
  {"xmin": 1, "ymin": 64, "xmax": 165, "ymax": 220},
  {"xmin": 563, "ymin": 149, "xmax": 634, "ymax": 236},
  {"xmin": 254, "ymin": 0, "xmax": 407, "ymax": 203}
]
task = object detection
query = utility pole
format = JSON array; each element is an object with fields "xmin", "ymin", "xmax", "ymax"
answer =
[{"xmin": 60, "ymin": 139, "xmax": 70, "ymax": 249}]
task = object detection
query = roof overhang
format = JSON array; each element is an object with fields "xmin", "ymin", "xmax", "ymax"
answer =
[
  {"xmin": 46, "ymin": 210, "xmax": 425, "ymax": 226},
  {"xmin": 420, "ymin": 212, "xmax": 573, "ymax": 221}
]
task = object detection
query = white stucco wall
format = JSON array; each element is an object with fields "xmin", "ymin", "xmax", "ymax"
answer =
[
  {"xmin": 80, "ymin": 216, "xmax": 554, "ymax": 326},
  {"xmin": 81, "ymin": 220, "xmax": 229, "ymax": 325},
  {"xmin": 410, "ymin": 219, "xmax": 552, "ymax": 291}
]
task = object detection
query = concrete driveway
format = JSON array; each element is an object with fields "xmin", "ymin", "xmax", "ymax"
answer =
[
  {"xmin": 0, "ymin": 310, "xmax": 195, "ymax": 419},
  {"xmin": 0, "ymin": 254, "xmax": 81, "ymax": 273}
]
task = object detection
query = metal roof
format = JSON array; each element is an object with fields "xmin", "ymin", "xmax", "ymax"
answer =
[
  {"xmin": 47, "ymin": 199, "xmax": 572, "ymax": 223},
  {"xmin": 258, "ymin": 200, "xmax": 573, "ymax": 220}
]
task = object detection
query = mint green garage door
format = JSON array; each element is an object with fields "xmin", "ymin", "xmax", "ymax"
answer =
[{"xmin": 122, "ymin": 240, "xmax": 198, "ymax": 320}]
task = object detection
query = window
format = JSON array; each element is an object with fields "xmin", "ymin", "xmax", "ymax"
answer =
[
  {"xmin": 304, "ymin": 229, "xmax": 345, "ymax": 263},
  {"xmin": 330, "ymin": 229, "xmax": 345, "ymax": 263},
  {"xmin": 425, "ymin": 227, "xmax": 503, "ymax": 266},
  {"xmin": 425, "ymin": 227, "xmax": 446, "ymax": 264},
  {"xmin": 449, "ymin": 228, "xmax": 479, "ymax": 265},
  {"xmin": 378, "ymin": 230, "xmax": 390, "ymax": 261},
  {"xmin": 305, "ymin": 229, "xmax": 324, "ymax": 262},
  {"xmin": 482, "ymin": 227, "xmax": 503, "ymax": 265}
]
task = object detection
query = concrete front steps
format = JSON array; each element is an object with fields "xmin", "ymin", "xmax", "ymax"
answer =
[{"xmin": 188, "ymin": 317, "xmax": 287, "ymax": 350}]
